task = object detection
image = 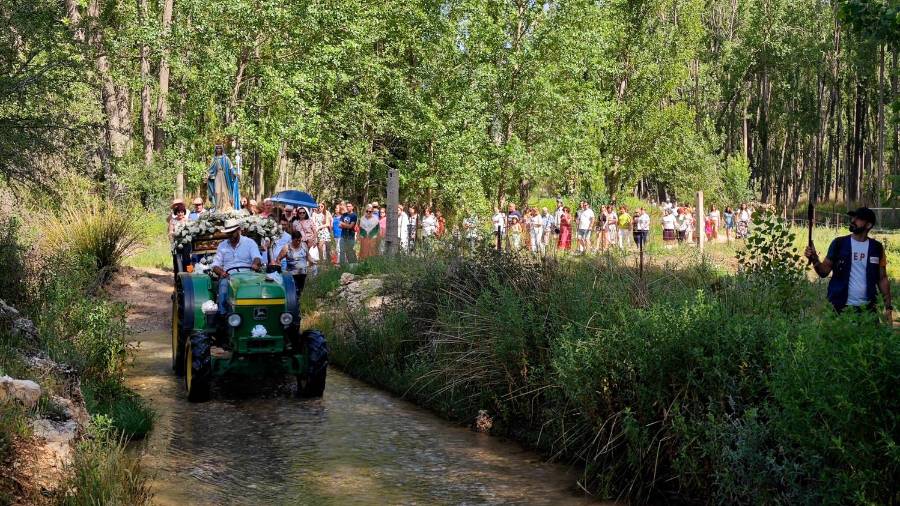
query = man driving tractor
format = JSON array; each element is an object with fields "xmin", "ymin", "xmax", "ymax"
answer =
[{"xmin": 211, "ymin": 218, "xmax": 263, "ymax": 326}]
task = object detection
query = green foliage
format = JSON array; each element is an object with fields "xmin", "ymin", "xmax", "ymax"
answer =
[
  {"xmin": 770, "ymin": 313, "xmax": 900, "ymax": 504},
  {"xmin": 42, "ymin": 205, "xmax": 146, "ymax": 280},
  {"xmin": 0, "ymin": 401, "xmax": 30, "ymax": 462},
  {"xmin": 35, "ymin": 255, "xmax": 131, "ymax": 381},
  {"xmin": 314, "ymin": 249, "xmax": 898, "ymax": 504},
  {"xmin": 0, "ymin": 217, "xmax": 26, "ymax": 303},
  {"xmin": 736, "ymin": 211, "xmax": 805, "ymax": 285},
  {"xmin": 82, "ymin": 379, "xmax": 154, "ymax": 440},
  {"xmin": 59, "ymin": 422, "xmax": 152, "ymax": 506}
]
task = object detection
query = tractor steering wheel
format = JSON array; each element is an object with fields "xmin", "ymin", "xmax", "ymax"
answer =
[{"xmin": 225, "ymin": 265, "xmax": 256, "ymax": 274}]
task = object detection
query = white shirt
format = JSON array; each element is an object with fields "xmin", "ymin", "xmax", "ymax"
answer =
[
  {"xmin": 554, "ymin": 207, "xmax": 564, "ymax": 227},
  {"xmin": 530, "ymin": 215, "xmax": 543, "ymax": 230},
  {"xmin": 577, "ymin": 208, "xmax": 595, "ymax": 231},
  {"xmin": 421, "ymin": 215, "xmax": 438, "ymax": 237},
  {"xmin": 739, "ymin": 209, "xmax": 751, "ymax": 222},
  {"xmin": 212, "ymin": 235, "xmax": 262, "ymax": 271},
  {"xmin": 847, "ymin": 239, "xmax": 870, "ymax": 306},
  {"xmin": 492, "ymin": 212, "xmax": 506, "ymax": 233},
  {"xmin": 398, "ymin": 211, "xmax": 409, "ymax": 240},
  {"xmin": 636, "ymin": 213, "xmax": 650, "ymax": 231},
  {"xmin": 662, "ymin": 214, "xmax": 676, "ymax": 230}
]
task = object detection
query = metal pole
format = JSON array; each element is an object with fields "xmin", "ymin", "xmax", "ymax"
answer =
[{"xmin": 385, "ymin": 167, "xmax": 399, "ymax": 255}]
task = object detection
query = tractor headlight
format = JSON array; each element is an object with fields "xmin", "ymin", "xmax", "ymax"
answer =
[
  {"xmin": 279, "ymin": 312, "xmax": 294, "ymax": 326},
  {"xmin": 227, "ymin": 313, "xmax": 242, "ymax": 327}
]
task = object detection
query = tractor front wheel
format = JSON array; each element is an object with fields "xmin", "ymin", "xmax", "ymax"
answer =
[
  {"xmin": 297, "ymin": 329, "xmax": 328, "ymax": 398},
  {"xmin": 185, "ymin": 332, "xmax": 211, "ymax": 402}
]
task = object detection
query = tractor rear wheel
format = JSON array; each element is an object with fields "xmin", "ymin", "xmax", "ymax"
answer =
[
  {"xmin": 297, "ymin": 329, "xmax": 328, "ymax": 398},
  {"xmin": 185, "ymin": 333, "xmax": 211, "ymax": 402},
  {"xmin": 171, "ymin": 290, "xmax": 186, "ymax": 376}
]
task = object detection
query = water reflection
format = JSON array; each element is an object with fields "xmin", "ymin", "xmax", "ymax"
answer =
[{"xmin": 128, "ymin": 332, "xmax": 606, "ymax": 505}]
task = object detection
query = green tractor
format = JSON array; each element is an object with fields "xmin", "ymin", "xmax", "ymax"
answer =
[{"xmin": 170, "ymin": 219, "xmax": 327, "ymax": 402}]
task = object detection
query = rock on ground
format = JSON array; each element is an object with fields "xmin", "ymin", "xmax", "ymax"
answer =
[{"xmin": 0, "ymin": 376, "xmax": 41, "ymax": 410}]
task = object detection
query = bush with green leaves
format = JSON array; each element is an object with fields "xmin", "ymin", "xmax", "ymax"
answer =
[
  {"xmin": 310, "ymin": 249, "xmax": 899, "ymax": 504},
  {"xmin": 737, "ymin": 211, "xmax": 805, "ymax": 285}
]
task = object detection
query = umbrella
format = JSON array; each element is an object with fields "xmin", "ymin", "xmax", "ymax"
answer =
[{"xmin": 270, "ymin": 190, "xmax": 317, "ymax": 209}]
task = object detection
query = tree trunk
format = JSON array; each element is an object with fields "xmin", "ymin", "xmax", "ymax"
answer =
[
  {"xmin": 275, "ymin": 140, "xmax": 287, "ymax": 191},
  {"xmin": 225, "ymin": 48, "xmax": 251, "ymax": 128},
  {"xmin": 154, "ymin": 0, "xmax": 174, "ymax": 153},
  {"xmin": 65, "ymin": 0, "xmax": 130, "ymax": 159},
  {"xmin": 138, "ymin": 0, "xmax": 153, "ymax": 167}
]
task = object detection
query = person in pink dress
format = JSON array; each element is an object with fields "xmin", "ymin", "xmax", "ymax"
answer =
[{"xmin": 558, "ymin": 206, "xmax": 572, "ymax": 251}]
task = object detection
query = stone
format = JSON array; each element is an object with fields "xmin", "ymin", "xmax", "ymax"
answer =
[
  {"xmin": 28, "ymin": 419, "xmax": 79, "ymax": 493},
  {"xmin": 49, "ymin": 395, "xmax": 90, "ymax": 427},
  {"xmin": 0, "ymin": 375, "xmax": 41, "ymax": 409},
  {"xmin": 0, "ymin": 298, "xmax": 20, "ymax": 318},
  {"xmin": 339, "ymin": 272, "xmax": 357, "ymax": 285},
  {"xmin": 11, "ymin": 317, "xmax": 38, "ymax": 341}
]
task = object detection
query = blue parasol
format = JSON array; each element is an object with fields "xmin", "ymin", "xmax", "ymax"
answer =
[{"xmin": 270, "ymin": 190, "xmax": 318, "ymax": 209}]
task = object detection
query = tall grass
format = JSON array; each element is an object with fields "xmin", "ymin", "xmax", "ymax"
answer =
[
  {"xmin": 42, "ymin": 204, "xmax": 145, "ymax": 281},
  {"xmin": 59, "ymin": 422, "xmax": 152, "ymax": 506},
  {"xmin": 309, "ymin": 242, "xmax": 898, "ymax": 504}
]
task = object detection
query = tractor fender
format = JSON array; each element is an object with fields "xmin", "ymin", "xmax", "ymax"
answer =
[
  {"xmin": 177, "ymin": 272, "xmax": 213, "ymax": 331},
  {"xmin": 282, "ymin": 274, "xmax": 299, "ymax": 320}
]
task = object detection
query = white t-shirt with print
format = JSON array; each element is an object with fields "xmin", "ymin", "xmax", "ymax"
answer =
[
  {"xmin": 846, "ymin": 238, "xmax": 870, "ymax": 306},
  {"xmin": 577, "ymin": 208, "xmax": 595, "ymax": 231}
]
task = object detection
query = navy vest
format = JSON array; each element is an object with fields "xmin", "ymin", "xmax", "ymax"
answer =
[{"xmin": 826, "ymin": 235, "xmax": 884, "ymax": 309}]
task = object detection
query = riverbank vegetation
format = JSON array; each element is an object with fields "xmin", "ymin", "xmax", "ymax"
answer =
[
  {"xmin": 306, "ymin": 219, "xmax": 898, "ymax": 504},
  {"xmin": 0, "ymin": 208, "xmax": 153, "ymax": 503}
]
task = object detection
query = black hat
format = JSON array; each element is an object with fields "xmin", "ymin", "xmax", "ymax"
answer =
[{"xmin": 848, "ymin": 207, "xmax": 876, "ymax": 226}]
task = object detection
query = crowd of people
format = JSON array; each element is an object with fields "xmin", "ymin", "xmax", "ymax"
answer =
[{"xmin": 169, "ymin": 194, "xmax": 759, "ymax": 278}]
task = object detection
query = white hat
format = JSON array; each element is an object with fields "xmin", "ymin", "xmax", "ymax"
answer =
[{"xmin": 222, "ymin": 218, "xmax": 241, "ymax": 233}]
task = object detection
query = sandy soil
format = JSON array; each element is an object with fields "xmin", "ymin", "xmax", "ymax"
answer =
[{"xmin": 107, "ymin": 266, "xmax": 172, "ymax": 334}]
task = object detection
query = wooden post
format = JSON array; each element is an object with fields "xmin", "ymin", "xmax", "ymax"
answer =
[
  {"xmin": 696, "ymin": 191, "xmax": 705, "ymax": 251},
  {"xmin": 385, "ymin": 167, "xmax": 399, "ymax": 255}
]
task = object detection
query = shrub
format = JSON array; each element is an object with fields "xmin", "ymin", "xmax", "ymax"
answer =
[
  {"xmin": 313, "ymin": 246, "xmax": 900, "ymax": 504},
  {"xmin": 59, "ymin": 419, "xmax": 152, "ymax": 506},
  {"xmin": 42, "ymin": 204, "xmax": 145, "ymax": 281},
  {"xmin": 82, "ymin": 379, "xmax": 154, "ymax": 440},
  {"xmin": 0, "ymin": 217, "xmax": 26, "ymax": 303}
]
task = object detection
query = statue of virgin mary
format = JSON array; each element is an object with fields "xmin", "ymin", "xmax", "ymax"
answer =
[{"xmin": 207, "ymin": 144, "xmax": 241, "ymax": 212}]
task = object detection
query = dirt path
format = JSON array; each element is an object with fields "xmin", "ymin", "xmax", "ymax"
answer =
[
  {"xmin": 109, "ymin": 267, "xmax": 608, "ymax": 505},
  {"xmin": 109, "ymin": 266, "xmax": 172, "ymax": 334}
]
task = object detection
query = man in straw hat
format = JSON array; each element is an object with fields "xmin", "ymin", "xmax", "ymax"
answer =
[
  {"xmin": 188, "ymin": 197, "xmax": 204, "ymax": 220},
  {"xmin": 210, "ymin": 218, "xmax": 262, "ymax": 323}
]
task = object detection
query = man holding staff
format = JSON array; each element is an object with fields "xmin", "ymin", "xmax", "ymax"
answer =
[{"xmin": 804, "ymin": 207, "xmax": 892, "ymax": 321}]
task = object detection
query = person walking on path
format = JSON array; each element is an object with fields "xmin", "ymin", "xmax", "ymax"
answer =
[
  {"xmin": 188, "ymin": 198, "xmax": 204, "ymax": 220},
  {"xmin": 541, "ymin": 207, "xmax": 554, "ymax": 253},
  {"xmin": 313, "ymin": 203, "xmax": 332, "ymax": 268},
  {"xmin": 576, "ymin": 201, "xmax": 594, "ymax": 254},
  {"xmin": 617, "ymin": 206, "xmax": 632, "ymax": 250},
  {"xmin": 397, "ymin": 204, "xmax": 410, "ymax": 251},
  {"xmin": 709, "ymin": 205, "xmax": 721, "ymax": 241},
  {"xmin": 358, "ymin": 205, "xmax": 380, "ymax": 260},
  {"xmin": 723, "ymin": 206, "xmax": 735, "ymax": 242},
  {"xmin": 338, "ymin": 203, "xmax": 358, "ymax": 265},
  {"xmin": 332, "ymin": 204, "xmax": 344, "ymax": 265},
  {"xmin": 737, "ymin": 203, "xmax": 751, "ymax": 239},
  {"xmin": 529, "ymin": 208, "xmax": 544, "ymax": 255},
  {"xmin": 633, "ymin": 207, "xmax": 650, "ymax": 250},
  {"xmin": 492, "ymin": 206, "xmax": 506, "ymax": 249},
  {"xmin": 804, "ymin": 207, "xmax": 892, "ymax": 321},
  {"xmin": 407, "ymin": 206, "xmax": 419, "ymax": 252},
  {"xmin": 558, "ymin": 207, "xmax": 572, "ymax": 251},
  {"xmin": 605, "ymin": 205, "xmax": 618, "ymax": 251},
  {"xmin": 662, "ymin": 208, "xmax": 677, "ymax": 249}
]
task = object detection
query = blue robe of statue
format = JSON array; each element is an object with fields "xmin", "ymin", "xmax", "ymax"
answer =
[{"xmin": 208, "ymin": 154, "xmax": 241, "ymax": 211}]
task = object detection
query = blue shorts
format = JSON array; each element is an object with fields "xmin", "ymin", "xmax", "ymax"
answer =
[{"xmin": 577, "ymin": 229, "xmax": 591, "ymax": 240}]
